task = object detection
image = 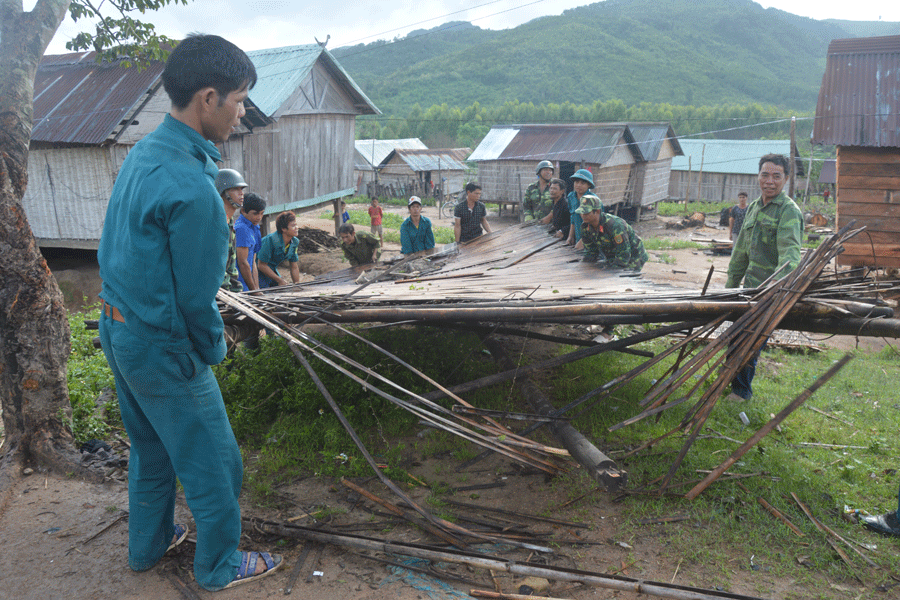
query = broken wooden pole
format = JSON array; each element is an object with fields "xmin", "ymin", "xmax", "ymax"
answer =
[
  {"xmin": 684, "ymin": 353, "xmax": 853, "ymax": 500},
  {"xmin": 482, "ymin": 337, "xmax": 627, "ymax": 493},
  {"xmin": 244, "ymin": 517, "xmax": 770, "ymax": 600}
]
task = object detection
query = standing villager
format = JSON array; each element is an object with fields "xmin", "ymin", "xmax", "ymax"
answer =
[
  {"xmin": 725, "ymin": 154, "xmax": 803, "ymax": 400},
  {"xmin": 541, "ymin": 178, "xmax": 571, "ymax": 239},
  {"xmin": 339, "ymin": 223, "xmax": 381, "ymax": 266},
  {"xmin": 234, "ymin": 192, "xmax": 265, "ymax": 291},
  {"xmin": 523, "ymin": 159, "xmax": 554, "ymax": 220},
  {"xmin": 258, "ymin": 211, "xmax": 302, "ymax": 288},
  {"xmin": 574, "ymin": 195, "xmax": 647, "ymax": 270},
  {"xmin": 454, "ymin": 182, "xmax": 492, "ymax": 243},
  {"xmin": 97, "ymin": 34, "xmax": 282, "ymax": 591},
  {"xmin": 400, "ymin": 196, "xmax": 435, "ymax": 254},
  {"xmin": 566, "ymin": 169, "xmax": 602, "ymax": 246},
  {"xmin": 729, "ymin": 192, "xmax": 749, "ymax": 242},
  {"xmin": 368, "ymin": 197, "xmax": 384, "ymax": 246},
  {"xmin": 215, "ymin": 168, "xmax": 248, "ymax": 292}
]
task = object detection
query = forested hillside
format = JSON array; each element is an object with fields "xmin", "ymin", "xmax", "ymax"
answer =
[{"xmin": 333, "ymin": 0, "xmax": 898, "ymax": 118}]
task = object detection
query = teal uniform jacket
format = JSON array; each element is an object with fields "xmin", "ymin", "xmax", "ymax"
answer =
[
  {"xmin": 400, "ymin": 215, "xmax": 435, "ymax": 254},
  {"xmin": 98, "ymin": 114, "xmax": 228, "ymax": 366},
  {"xmin": 258, "ymin": 231, "xmax": 300, "ymax": 288},
  {"xmin": 567, "ymin": 192, "xmax": 603, "ymax": 243},
  {"xmin": 726, "ymin": 191, "xmax": 803, "ymax": 289}
]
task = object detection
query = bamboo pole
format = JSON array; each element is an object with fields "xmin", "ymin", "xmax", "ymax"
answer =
[{"xmin": 243, "ymin": 518, "xmax": 771, "ymax": 600}]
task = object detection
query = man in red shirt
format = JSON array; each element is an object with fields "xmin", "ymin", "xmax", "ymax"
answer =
[{"xmin": 368, "ymin": 198, "xmax": 384, "ymax": 246}]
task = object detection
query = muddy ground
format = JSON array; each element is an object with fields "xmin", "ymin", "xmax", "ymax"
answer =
[{"xmin": 1, "ymin": 202, "xmax": 891, "ymax": 599}]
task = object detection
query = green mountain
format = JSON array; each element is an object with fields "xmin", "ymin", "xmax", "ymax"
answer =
[{"xmin": 332, "ymin": 0, "xmax": 899, "ymax": 116}]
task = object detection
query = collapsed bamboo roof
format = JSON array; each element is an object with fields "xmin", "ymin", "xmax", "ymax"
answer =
[{"xmin": 220, "ymin": 221, "xmax": 900, "ymax": 335}]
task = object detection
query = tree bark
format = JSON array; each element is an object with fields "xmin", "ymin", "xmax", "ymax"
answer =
[{"xmin": 0, "ymin": 0, "xmax": 80, "ymax": 486}]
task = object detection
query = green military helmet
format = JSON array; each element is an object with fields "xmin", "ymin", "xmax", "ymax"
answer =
[
  {"xmin": 535, "ymin": 160, "xmax": 554, "ymax": 175},
  {"xmin": 570, "ymin": 168, "xmax": 594, "ymax": 189},
  {"xmin": 574, "ymin": 194, "xmax": 602, "ymax": 214},
  {"xmin": 215, "ymin": 168, "xmax": 248, "ymax": 195}
]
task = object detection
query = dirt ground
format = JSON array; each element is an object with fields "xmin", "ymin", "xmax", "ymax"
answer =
[{"xmin": 4, "ymin": 202, "xmax": 890, "ymax": 600}]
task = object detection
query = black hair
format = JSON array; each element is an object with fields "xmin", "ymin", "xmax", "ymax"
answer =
[
  {"xmin": 339, "ymin": 223, "xmax": 355, "ymax": 235},
  {"xmin": 738, "ymin": 191, "xmax": 748, "ymax": 197},
  {"xmin": 550, "ymin": 178, "xmax": 566, "ymax": 190},
  {"xmin": 242, "ymin": 193, "xmax": 266, "ymax": 213},
  {"xmin": 465, "ymin": 182, "xmax": 481, "ymax": 193},
  {"xmin": 759, "ymin": 153, "xmax": 790, "ymax": 174},
  {"xmin": 162, "ymin": 34, "xmax": 257, "ymax": 110},
  {"xmin": 275, "ymin": 211, "xmax": 296, "ymax": 234}
]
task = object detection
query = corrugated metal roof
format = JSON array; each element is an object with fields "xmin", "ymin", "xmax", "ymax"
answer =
[
  {"xmin": 813, "ymin": 35, "xmax": 900, "ymax": 147},
  {"xmin": 383, "ymin": 148, "xmax": 467, "ymax": 171},
  {"xmin": 355, "ymin": 138, "xmax": 427, "ymax": 167},
  {"xmin": 467, "ymin": 127, "xmax": 520, "ymax": 161},
  {"xmin": 469, "ymin": 123, "xmax": 679, "ymax": 164},
  {"xmin": 670, "ymin": 139, "xmax": 793, "ymax": 175},
  {"xmin": 629, "ymin": 123, "xmax": 683, "ymax": 160},
  {"xmin": 246, "ymin": 45, "xmax": 379, "ymax": 117},
  {"xmin": 33, "ymin": 52, "xmax": 164, "ymax": 145}
]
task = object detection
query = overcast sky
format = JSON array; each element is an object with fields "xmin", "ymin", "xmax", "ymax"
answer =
[{"xmin": 41, "ymin": 0, "xmax": 900, "ymax": 55}]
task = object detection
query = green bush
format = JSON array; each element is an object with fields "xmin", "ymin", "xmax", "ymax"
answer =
[{"xmin": 66, "ymin": 306, "xmax": 118, "ymax": 444}]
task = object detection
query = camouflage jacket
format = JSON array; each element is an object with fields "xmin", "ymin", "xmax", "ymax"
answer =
[
  {"xmin": 726, "ymin": 192, "xmax": 803, "ymax": 289},
  {"xmin": 341, "ymin": 231, "xmax": 381, "ymax": 267},
  {"xmin": 581, "ymin": 214, "xmax": 648, "ymax": 271},
  {"xmin": 221, "ymin": 217, "xmax": 243, "ymax": 292},
  {"xmin": 523, "ymin": 180, "xmax": 552, "ymax": 219}
]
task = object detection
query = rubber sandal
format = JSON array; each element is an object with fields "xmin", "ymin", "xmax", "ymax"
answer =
[
  {"xmin": 224, "ymin": 551, "xmax": 283, "ymax": 588},
  {"xmin": 167, "ymin": 523, "xmax": 189, "ymax": 552}
]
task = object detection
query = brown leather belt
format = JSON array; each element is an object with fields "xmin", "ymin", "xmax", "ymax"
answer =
[{"xmin": 102, "ymin": 301, "xmax": 125, "ymax": 323}]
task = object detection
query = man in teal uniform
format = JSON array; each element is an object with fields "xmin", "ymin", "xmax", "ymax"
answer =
[
  {"xmin": 725, "ymin": 153, "xmax": 803, "ymax": 400},
  {"xmin": 339, "ymin": 223, "xmax": 381, "ymax": 266},
  {"xmin": 97, "ymin": 35, "xmax": 281, "ymax": 590},
  {"xmin": 523, "ymin": 160, "xmax": 554, "ymax": 219},
  {"xmin": 574, "ymin": 195, "xmax": 648, "ymax": 270}
]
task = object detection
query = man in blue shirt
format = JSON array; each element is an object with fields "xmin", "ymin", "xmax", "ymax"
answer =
[
  {"xmin": 97, "ymin": 35, "xmax": 281, "ymax": 591},
  {"xmin": 235, "ymin": 192, "xmax": 266, "ymax": 291}
]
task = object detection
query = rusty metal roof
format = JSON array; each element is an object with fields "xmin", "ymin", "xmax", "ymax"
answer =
[
  {"xmin": 813, "ymin": 35, "xmax": 900, "ymax": 147},
  {"xmin": 33, "ymin": 52, "xmax": 164, "ymax": 145},
  {"xmin": 468, "ymin": 123, "xmax": 679, "ymax": 164},
  {"xmin": 381, "ymin": 148, "xmax": 468, "ymax": 171}
]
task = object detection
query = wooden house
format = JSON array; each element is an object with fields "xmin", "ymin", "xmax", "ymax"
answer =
[
  {"xmin": 813, "ymin": 35, "xmax": 900, "ymax": 269},
  {"xmin": 467, "ymin": 123, "xmax": 682, "ymax": 220},
  {"xmin": 22, "ymin": 45, "xmax": 378, "ymax": 249},
  {"xmin": 353, "ymin": 138, "xmax": 427, "ymax": 196},
  {"xmin": 668, "ymin": 139, "xmax": 803, "ymax": 203},
  {"xmin": 377, "ymin": 148, "xmax": 471, "ymax": 199}
]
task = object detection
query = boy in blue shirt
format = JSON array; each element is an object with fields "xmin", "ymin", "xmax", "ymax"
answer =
[{"xmin": 235, "ymin": 192, "xmax": 266, "ymax": 291}]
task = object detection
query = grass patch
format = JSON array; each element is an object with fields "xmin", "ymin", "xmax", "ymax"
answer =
[
  {"xmin": 657, "ymin": 200, "xmax": 724, "ymax": 216},
  {"xmin": 643, "ymin": 237, "xmax": 706, "ymax": 251},
  {"xmin": 66, "ymin": 305, "xmax": 119, "ymax": 444}
]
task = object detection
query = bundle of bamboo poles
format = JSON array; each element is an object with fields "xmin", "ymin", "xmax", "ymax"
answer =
[{"xmin": 605, "ymin": 223, "xmax": 864, "ymax": 493}]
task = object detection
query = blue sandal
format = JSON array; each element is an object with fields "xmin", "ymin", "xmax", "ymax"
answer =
[
  {"xmin": 225, "ymin": 551, "xmax": 283, "ymax": 588},
  {"xmin": 166, "ymin": 523, "xmax": 189, "ymax": 552}
]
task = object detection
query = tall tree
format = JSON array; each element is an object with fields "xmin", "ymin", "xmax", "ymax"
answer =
[{"xmin": 0, "ymin": 0, "xmax": 184, "ymax": 491}]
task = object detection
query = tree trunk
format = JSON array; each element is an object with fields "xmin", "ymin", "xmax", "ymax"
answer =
[{"xmin": 0, "ymin": 0, "xmax": 82, "ymax": 488}]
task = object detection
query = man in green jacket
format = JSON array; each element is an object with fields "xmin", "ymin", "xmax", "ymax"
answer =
[
  {"xmin": 339, "ymin": 223, "xmax": 381, "ymax": 267},
  {"xmin": 725, "ymin": 153, "xmax": 803, "ymax": 400}
]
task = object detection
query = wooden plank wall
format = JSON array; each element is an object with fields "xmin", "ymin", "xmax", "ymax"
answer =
[
  {"xmin": 667, "ymin": 171, "xmax": 758, "ymax": 203},
  {"xmin": 836, "ymin": 146, "xmax": 900, "ymax": 268}
]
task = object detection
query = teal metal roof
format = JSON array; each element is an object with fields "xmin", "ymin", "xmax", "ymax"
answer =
[
  {"xmin": 246, "ymin": 45, "xmax": 379, "ymax": 117},
  {"xmin": 670, "ymin": 139, "xmax": 791, "ymax": 175}
]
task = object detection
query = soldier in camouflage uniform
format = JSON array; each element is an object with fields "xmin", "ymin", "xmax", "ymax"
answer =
[
  {"xmin": 215, "ymin": 168, "xmax": 248, "ymax": 292},
  {"xmin": 574, "ymin": 195, "xmax": 648, "ymax": 270},
  {"xmin": 725, "ymin": 154, "xmax": 803, "ymax": 400},
  {"xmin": 339, "ymin": 223, "xmax": 381, "ymax": 267},
  {"xmin": 523, "ymin": 160, "xmax": 554, "ymax": 219}
]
